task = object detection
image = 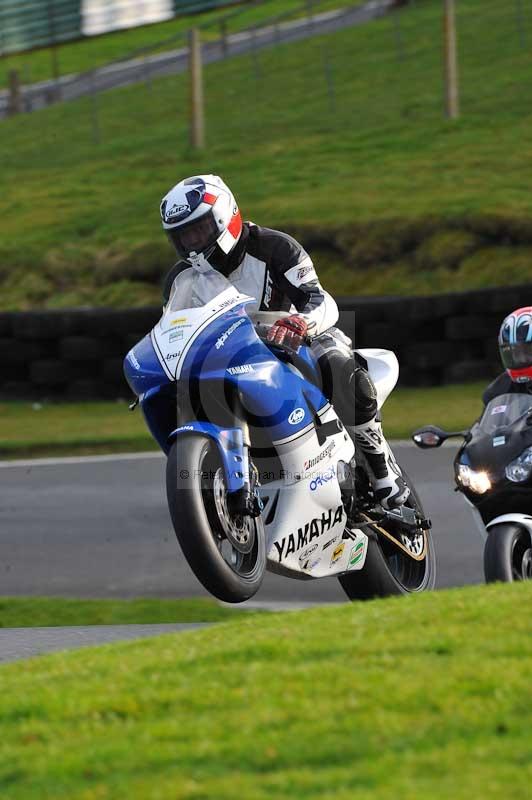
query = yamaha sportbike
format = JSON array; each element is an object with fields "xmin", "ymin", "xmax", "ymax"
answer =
[
  {"xmin": 413, "ymin": 393, "xmax": 532, "ymax": 582},
  {"xmin": 124, "ymin": 267, "xmax": 435, "ymax": 602}
]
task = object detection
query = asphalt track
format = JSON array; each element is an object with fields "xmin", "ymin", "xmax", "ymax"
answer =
[
  {"xmin": 0, "ymin": 444, "xmax": 484, "ymax": 603},
  {"xmin": 0, "ymin": 623, "xmax": 208, "ymax": 664},
  {"xmin": 0, "ymin": 444, "xmax": 486, "ymax": 661}
]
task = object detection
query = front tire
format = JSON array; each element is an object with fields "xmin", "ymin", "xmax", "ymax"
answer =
[
  {"xmin": 339, "ymin": 470, "xmax": 436, "ymax": 600},
  {"xmin": 484, "ymin": 523, "xmax": 532, "ymax": 583},
  {"xmin": 166, "ymin": 435, "xmax": 266, "ymax": 603}
]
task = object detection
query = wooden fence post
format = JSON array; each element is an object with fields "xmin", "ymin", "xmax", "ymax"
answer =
[
  {"xmin": 443, "ymin": 0, "xmax": 459, "ymax": 119},
  {"xmin": 189, "ymin": 27, "xmax": 204, "ymax": 150},
  {"xmin": 219, "ymin": 19, "xmax": 228, "ymax": 58},
  {"xmin": 7, "ymin": 69, "xmax": 23, "ymax": 116}
]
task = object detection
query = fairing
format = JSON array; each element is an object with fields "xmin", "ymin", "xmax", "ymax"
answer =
[
  {"xmin": 124, "ymin": 267, "xmax": 394, "ymax": 579},
  {"xmin": 456, "ymin": 393, "xmax": 532, "ymax": 519}
]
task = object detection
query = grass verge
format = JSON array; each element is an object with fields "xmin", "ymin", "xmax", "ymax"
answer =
[
  {"xmin": 0, "ymin": 596, "xmax": 249, "ymax": 627},
  {"xmin": 1, "ymin": 0, "xmax": 532, "ymax": 306},
  {"xmin": 0, "ymin": 383, "xmax": 485, "ymax": 459},
  {"xmin": 0, "ymin": 582, "xmax": 530, "ymax": 799}
]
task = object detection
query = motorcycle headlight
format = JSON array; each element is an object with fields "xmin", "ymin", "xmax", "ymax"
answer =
[
  {"xmin": 505, "ymin": 446, "xmax": 532, "ymax": 483},
  {"xmin": 457, "ymin": 464, "xmax": 492, "ymax": 494}
]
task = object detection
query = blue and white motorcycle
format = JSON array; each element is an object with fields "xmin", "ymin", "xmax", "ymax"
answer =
[{"xmin": 124, "ymin": 267, "xmax": 435, "ymax": 603}]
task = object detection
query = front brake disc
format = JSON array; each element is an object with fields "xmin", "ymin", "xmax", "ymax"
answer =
[{"xmin": 213, "ymin": 469, "xmax": 255, "ymax": 554}]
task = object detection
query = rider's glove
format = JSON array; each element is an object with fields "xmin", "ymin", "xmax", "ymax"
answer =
[{"xmin": 267, "ymin": 315, "xmax": 309, "ymax": 351}]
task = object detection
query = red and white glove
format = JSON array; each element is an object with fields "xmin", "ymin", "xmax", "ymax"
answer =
[{"xmin": 266, "ymin": 315, "xmax": 309, "ymax": 351}]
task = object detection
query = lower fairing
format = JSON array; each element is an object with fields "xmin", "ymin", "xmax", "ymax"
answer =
[{"xmin": 259, "ymin": 407, "xmax": 369, "ymax": 579}]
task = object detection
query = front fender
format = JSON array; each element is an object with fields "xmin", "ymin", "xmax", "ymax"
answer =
[
  {"xmin": 168, "ymin": 422, "xmax": 245, "ymax": 494},
  {"xmin": 486, "ymin": 513, "xmax": 532, "ymax": 533}
]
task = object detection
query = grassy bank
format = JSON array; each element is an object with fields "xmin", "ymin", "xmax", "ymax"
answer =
[
  {"xmin": 1, "ymin": 0, "xmax": 531, "ymax": 307},
  {"xmin": 0, "ymin": 597, "xmax": 250, "ymax": 627},
  {"xmin": 0, "ymin": 582, "xmax": 530, "ymax": 799},
  {"xmin": 0, "ymin": 382, "xmax": 485, "ymax": 458}
]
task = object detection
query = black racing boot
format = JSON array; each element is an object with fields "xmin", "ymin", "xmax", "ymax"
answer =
[{"xmin": 350, "ymin": 417, "xmax": 410, "ymax": 510}]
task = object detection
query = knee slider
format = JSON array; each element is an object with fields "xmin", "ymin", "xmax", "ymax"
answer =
[{"xmin": 352, "ymin": 366, "xmax": 377, "ymax": 424}]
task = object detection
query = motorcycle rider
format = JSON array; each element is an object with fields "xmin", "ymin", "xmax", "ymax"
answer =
[
  {"xmin": 160, "ymin": 174, "xmax": 410, "ymax": 510},
  {"xmin": 483, "ymin": 307, "xmax": 532, "ymax": 405}
]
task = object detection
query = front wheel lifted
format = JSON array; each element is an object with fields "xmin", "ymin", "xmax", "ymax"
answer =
[
  {"xmin": 166, "ymin": 435, "xmax": 266, "ymax": 603},
  {"xmin": 484, "ymin": 523, "xmax": 532, "ymax": 583}
]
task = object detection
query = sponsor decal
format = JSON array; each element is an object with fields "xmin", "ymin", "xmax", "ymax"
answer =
[
  {"xmin": 310, "ymin": 465, "xmax": 335, "ymax": 492},
  {"xmin": 227, "ymin": 364, "xmax": 255, "ymax": 375},
  {"xmin": 493, "ymin": 436, "xmax": 506, "ymax": 447},
  {"xmin": 263, "ymin": 271, "xmax": 273, "ymax": 308},
  {"xmin": 491, "ymin": 405, "xmax": 507, "ymax": 415},
  {"xmin": 330, "ymin": 542, "xmax": 345, "ymax": 566},
  {"xmin": 211, "ymin": 297, "xmax": 238, "ymax": 313},
  {"xmin": 297, "ymin": 263, "xmax": 314, "ymax": 281},
  {"xmin": 176, "ymin": 425, "xmax": 194, "ymax": 432},
  {"xmin": 321, "ymin": 535, "xmax": 339, "ymax": 551},
  {"xmin": 166, "ymin": 202, "xmax": 190, "ymax": 218},
  {"xmin": 215, "ymin": 318, "xmax": 246, "ymax": 349},
  {"xmin": 348, "ymin": 541, "xmax": 365, "ymax": 569},
  {"xmin": 171, "ymin": 317, "xmax": 188, "ymax": 325},
  {"xmin": 169, "ymin": 329, "xmax": 184, "ymax": 343},
  {"xmin": 166, "ymin": 352, "xmax": 179, "ymax": 361},
  {"xmin": 288, "ymin": 407, "xmax": 305, "ymax": 426},
  {"xmin": 301, "ymin": 557, "xmax": 321, "ymax": 573},
  {"xmin": 303, "ymin": 442, "xmax": 336, "ymax": 472},
  {"xmin": 273, "ymin": 505, "xmax": 344, "ymax": 562},
  {"xmin": 127, "ymin": 351, "xmax": 140, "ymax": 370},
  {"xmin": 298, "ymin": 543, "xmax": 318, "ymax": 566}
]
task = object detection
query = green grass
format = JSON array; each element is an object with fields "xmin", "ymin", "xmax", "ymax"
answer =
[
  {"xmin": 1, "ymin": 0, "xmax": 530, "ymax": 308},
  {"xmin": 0, "ymin": 597, "xmax": 250, "ymax": 627},
  {"xmin": 0, "ymin": 382, "xmax": 486, "ymax": 458},
  {"xmin": 0, "ymin": 582, "xmax": 531, "ymax": 799},
  {"xmin": 0, "ymin": 400, "xmax": 153, "ymax": 458},
  {"xmin": 0, "ymin": 0, "xmax": 351, "ymax": 88}
]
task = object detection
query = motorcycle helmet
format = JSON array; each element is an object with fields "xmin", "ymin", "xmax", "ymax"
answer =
[
  {"xmin": 160, "ymin": 175, "xmax": 242, "ymax": 270},
  {"xmin": 499, "ymin": 307, "xmax": 532, "ymax": 382}
]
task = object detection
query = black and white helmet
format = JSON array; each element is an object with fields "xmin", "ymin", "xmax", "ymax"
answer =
[{"xmin": 160, "ymin": 175, "xmax": 242, "ymax": 268}]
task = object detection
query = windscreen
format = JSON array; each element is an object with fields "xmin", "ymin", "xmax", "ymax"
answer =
[
  {"xmin": 479, "ymin": 393, "xmax": 532, "ymax": 433},
  {"xmin": 167, "ymin": 267, "xmax": 235, "ymax": 312}
]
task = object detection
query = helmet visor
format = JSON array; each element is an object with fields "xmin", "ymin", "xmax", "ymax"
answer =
[
  {"xmin": 500, "ymin": 342, "xmax": 532, "ymax": 370},
  {"xmin": 167, "ymin": 211, "xmax": 219, "ymax": 258}
]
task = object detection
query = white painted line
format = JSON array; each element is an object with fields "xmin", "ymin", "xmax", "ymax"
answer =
[
  {"xmin": 392, "ymin": 439, "xmax": 461, "ymax": 449},
  {"xmin": 0, "ymin": 451, "xmax": 164, "ymax": 469},
  {"xmin": 0, "ymin": 438, "xmax": 461, "ymax": 468}
]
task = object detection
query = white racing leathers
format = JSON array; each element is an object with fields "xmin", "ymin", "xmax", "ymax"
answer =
[
  {"xmin": 162, "ymin": 221, "xmax": 409, "ymax": 509},
  {"xmin": 163, "ymin": 222, "xmax": 339, "ymax": 336}
]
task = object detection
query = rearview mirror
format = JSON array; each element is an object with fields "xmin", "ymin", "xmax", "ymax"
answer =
[
  {"xmin": 411, "ymin": 424, "xmax": 468, "ymax": 449},
  {"xmin": 412, "ymin": 426, "xmax": 447, "ymax": 448}
]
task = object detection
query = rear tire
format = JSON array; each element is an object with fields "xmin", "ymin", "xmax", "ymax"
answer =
[
  {"xmin": 484, "ymin": 523, "xmax": 532, "ymax": 583},
  {"xmin": 339, "ymin": 470, "xmax": 436, "ymax": 600},
  {"xmin": 166, "ymin": 435, "xmax": 266, "ymax": 603}
]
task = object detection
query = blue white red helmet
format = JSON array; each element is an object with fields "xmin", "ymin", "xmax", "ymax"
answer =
[
  {"xmin": 499, "ymin": 307, "xmax": 532, "ymax": 383},
  {"xmin": 160, "ymin": 175, "xmax": 242, "ymax": 268}
]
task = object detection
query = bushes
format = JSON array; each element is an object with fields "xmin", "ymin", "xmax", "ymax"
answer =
[
  {"xmin": 297, "ymin": 215, "xmax": 532, "ymax": 299},
  {"xmin": 1, "ymin": 215, "xmax": 532, "ymax": 309}
]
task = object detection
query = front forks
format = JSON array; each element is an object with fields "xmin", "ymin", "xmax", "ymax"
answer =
[{"xmin": 227, "ymin": 457, "xmax": 263, "ymax": 518}]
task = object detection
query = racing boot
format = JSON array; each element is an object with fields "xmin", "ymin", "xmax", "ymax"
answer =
[{"xmin": 349, "ymin": 416, "xmax": 410, "ymax": 510}]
